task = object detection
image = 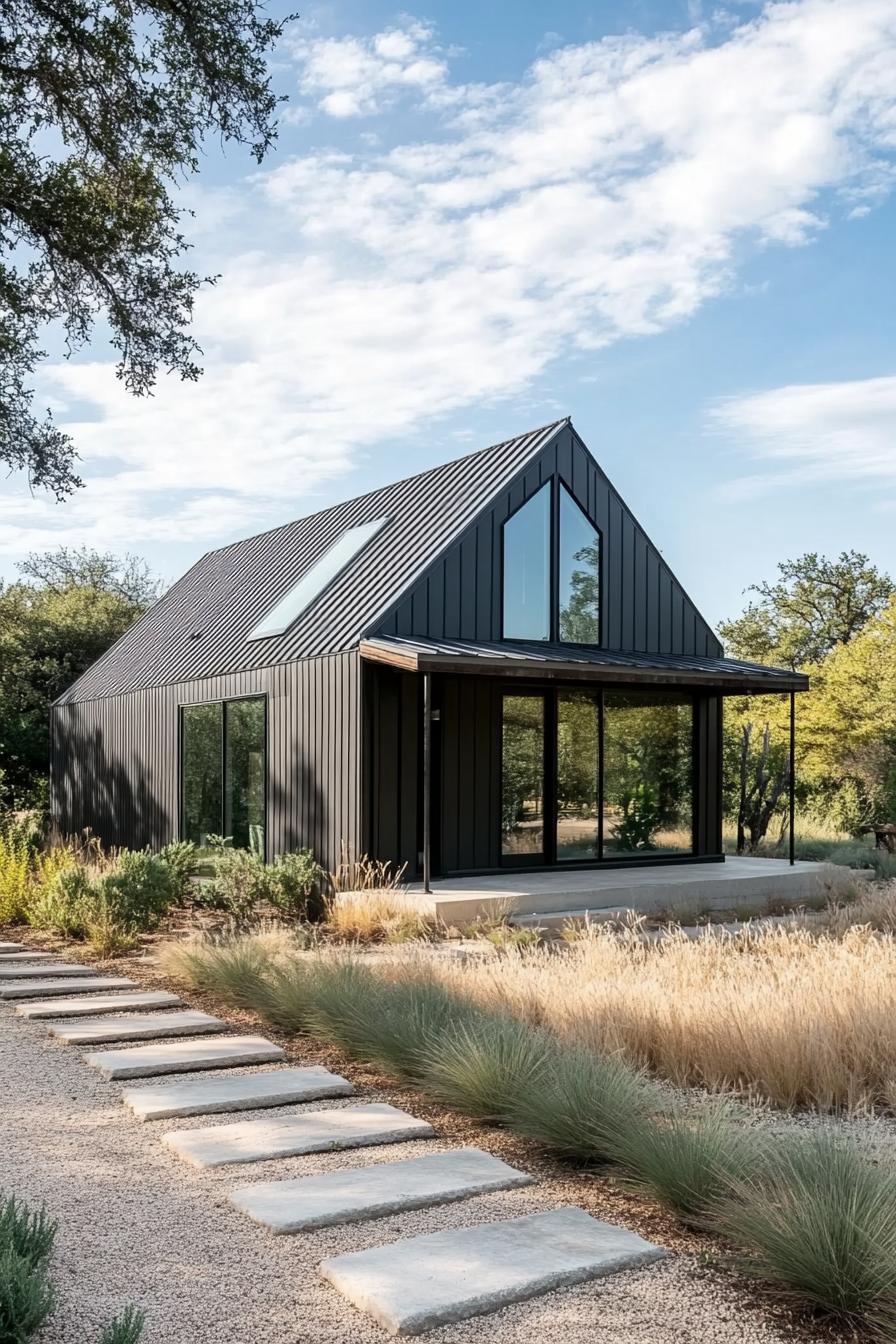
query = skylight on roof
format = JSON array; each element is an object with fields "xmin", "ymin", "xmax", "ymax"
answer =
[{"xmin": 247, "ymin": 517, "xmax": 388, "ymax": 641}]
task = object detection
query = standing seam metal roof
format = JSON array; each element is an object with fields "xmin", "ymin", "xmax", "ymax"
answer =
[{"xmin": 57, "ymin": 419, "xmax": 568, "ymax": 704}]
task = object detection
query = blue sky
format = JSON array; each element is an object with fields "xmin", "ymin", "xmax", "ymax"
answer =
[{"xmin": 3, "ymin": 0, "xmax": 895, "ymax": 629}]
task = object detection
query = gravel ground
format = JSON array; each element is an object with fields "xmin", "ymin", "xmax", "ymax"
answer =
[{"xmin": 0, "ymin": 990, "xmax": 817, "ymax": 1344}]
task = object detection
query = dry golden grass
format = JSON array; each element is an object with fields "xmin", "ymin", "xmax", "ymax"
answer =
[
  {"xmin": 324, "ymin": 889, "xmax": 442, "ymax": 943},
  {"xmin": 427, "ymin": 891, "xmax": 896, "ymax": 1113}
]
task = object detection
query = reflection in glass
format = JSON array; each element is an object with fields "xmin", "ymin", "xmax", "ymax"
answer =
[
  {"xmin": 556, "ymin": 692, "xmax": 599, "ymax": 861},
  {"xmin": 602, "ymin": 692, "xmax": 693, "ymax": 858},
  {"xmin": 225, "ymin": 698, "xmax": 266, "ymax": 855},
  {"xmin": 181, "ymin": 703, "xmax": 223, "ymax": 847},
  {"xmin": 501, "ymin": 695, "xmax": 545, "ymax": 856},
  {"xmin": 559, "ymin": 485, "xmax": 600, "ymax": 643},
  {"xmin": 502, "ymin": 484, "xmax": 550, "ymax": 640}
]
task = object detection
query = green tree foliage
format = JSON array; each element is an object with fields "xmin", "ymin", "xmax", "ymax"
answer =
[
  {"xmin": 720, "ymin": 551, "xmax": 894, "ymax": 670},
  {"xmin": 0, "ymin": 547, "xmax": 159, "ymax": 807},
  {"xmin": 0, "ymin": 1, "xmax": 291, "ymax": 494}
]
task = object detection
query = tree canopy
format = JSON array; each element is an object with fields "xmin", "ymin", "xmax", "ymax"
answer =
[
  {"xmin": 0, "ymin": 547, "xmax": 160, "ymax": 808},
  {"xmin": 0, "ymin": 0, "xmax": 291, "ymax": 495},
  {"xmin": 719, "ymin": 551, "xmax": 894, "ymax": 670}
]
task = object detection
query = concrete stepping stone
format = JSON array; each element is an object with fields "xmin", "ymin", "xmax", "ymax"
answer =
[
  {"xmin": 84, "ymin": 1034, "xmax": 284, "ymax": 1080},
  {"xmin": 230, "ymin": 1148, "xmax": 534, "ymax": 1233},
  {"xmin": 163, "ymin": 1103, "xmax": 434, "ymax": 1169},
  {"xmin": 0, "ymin": 976, "xmax": 137, "ymax": 1000},
  {"xmin": 0, "ymin": 962, "xmax": 96, "ymax": 979},
  {"xmin": 122, "ymin": 1066, "xmax": 354, "ymax": 1121},
  {"xmin": 48, "ymin": 1010, "xmax": 226, "ymax": 1045},
  {"xmin": 17, "ymin": 990, "xmax": 183, "ymax": 1019},
  {"xmin": 0, "ymin": 941, "xmax": 23, "ymax": 953},
  {"xmin": 0, "ymin": 951, "xmax": 56, "ymax": 962},
  {"xmin": 320, "ymin": 1205, "xmax": 665, "ymax": 1335}
]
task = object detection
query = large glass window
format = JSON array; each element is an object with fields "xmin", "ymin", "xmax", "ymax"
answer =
[
  {"xmin": 181, "ymin": 697, "xmax": 266, "ymax": 853},
  {"xmin": 556, "ymin": 691, "xmax": 599, "ymax": 861},
  {"xmin": 602, "ymin": 692, "xmax": 694, "ymax": 858},
  {"xmin": 182, "ymin": 703, "xmax": 223, "ymax": 850},
  {"xmin": 248, "ymin": 517, "xmax": 387, "ymax": 641},
  {"xmin": 501, "ymin": 695, "xmax": 545, "ymax": 857},
  {"xmin": 502, "ymin": 485, "xmax": 550, "ymax": 641},
  {"xmin": 559, "ymin": 485, "xmax": 600, "ymax": 642},
  {"xmin": 224, "ymin": 698, "xmax": 266, "ymax": 855}
]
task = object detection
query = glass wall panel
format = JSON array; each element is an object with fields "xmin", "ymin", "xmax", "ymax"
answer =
[
  {"xmin": 559, "ymin": 485, "xmax": 600, "ymax": 643},
  {"xmin": 181, "ymin": 703, "xmax": 223, "ymax": 847},
  {"xmin": 602, "ymin": 692, "xmax": 694, "ymax": 858},
  {"xmin": 502, "ymin": 484, "xmax": 550, "ymax": 640},
  {"xmin": 501, "ymin": 695, "xmax": 545, "ymax": 857},
  {"xmin": 556, "ymin": 691, "xmax": 599, "ymax": 861},
  {"xmin": 224, "ymin": 698, "xmax": 266, "ymax": 855}
]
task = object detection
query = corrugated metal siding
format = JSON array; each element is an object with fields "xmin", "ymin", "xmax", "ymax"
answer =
[
  {"xmin": 373, "ymin": 422, "xmax": 723, "ymax": 659},
  {"xmin": 51, "ymin": 652, "xmax": 361, "ymax": 871},
  {"xmin": 57, "ymin": 421, "xmax": 566, "ymax": 705}
]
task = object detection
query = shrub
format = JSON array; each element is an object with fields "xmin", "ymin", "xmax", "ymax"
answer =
[
  {"xmin": 267, "ymin": 850, "xmax": 325, "ymax": 920},
  {"xmin": 158, "ymin": 841, "xmax": 199, "ymax": 901},
  {"xmin": 100, "ymin": 1306, "xmax": 145, "ymax": 1344},
  {"xmin": 98, "ymin": 851, "xmax": 178, "ymax": 931},
  {"xmin": 612, "ymin": 1103, "xmax": 762, "ymax": 1222},
  {"xmin": 82, "ymin": 893, "xmax": 140, "ymax": 958},
  {"xmin": 510, "ymin": 1042, "xmax": 657, "ymax": 1162},
  {"xmin": 714, "ymin": 1131, "xmax": 896, "ymax": 1333},
  {"xmin": 419, "ymin": 1014, "xmax": 551, "ymax": 1120},
  {"xmin": 197, "ymin": 849, "xmax": 270, "ymax": 923},
  {"xmin": 0, "ymin": 1197, "xmax": 56, "ymax": 1269},
  {"xmin": 0, "ymin": 824, "xmax": 32, "ymax": 924},
  {"xmin": 0, "ymin": 1247, "xmax": 54, "ymax": 1344},
  {"xmin": 26, "ymin": 865, "xmax": 92, "ymax": 937}
]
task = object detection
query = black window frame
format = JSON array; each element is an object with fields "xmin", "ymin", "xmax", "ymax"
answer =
[
  {"xmin": 500, "ymin": 476, "xmax": 604, "ymax": 647},
  {"xmin": 498, "ymin": 683, "xmax": 696, "ymax": 869},
  {"xmin": 178, "ymin": 693, "xmax": 268, "ymax": 860}
]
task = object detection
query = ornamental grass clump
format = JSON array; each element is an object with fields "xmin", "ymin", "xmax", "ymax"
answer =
[
  {"xmin": 419, "ymin": 1014, "xmax": 551, "ymax": 1121},
  {"xmin": 713, "ymin": 1130, "xmax": 896, "ymax": 1336},
  {"xmin": 99, "ymin": 1305, "xmax": 145, "ymax": 1344},
  {"xmin": 0, "ymin": 1195, "xmax": 56, "ymax": 1344}
]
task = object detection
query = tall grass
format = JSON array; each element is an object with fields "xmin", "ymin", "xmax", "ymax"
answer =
[
  {"xmin": 163, "ymin": 934, "xmax": 896, "ymax": 1339},
  {"xmin": 428, "ymin": 912, "xmax": 896, "ymax": 1112}
]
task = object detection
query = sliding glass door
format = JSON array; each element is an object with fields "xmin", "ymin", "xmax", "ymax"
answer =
[
  {"xmin": 181, "ymin": 696, "xmax": 266, "ymax": 854},
  {"xmin": 500, "ymin": 687, "xmax": 694, "ymax": 865}
]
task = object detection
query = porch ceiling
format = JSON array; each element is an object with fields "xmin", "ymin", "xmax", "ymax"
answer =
[{"xmin": 359, "ymin": 636, "xmax": 809, "ymax": 695}]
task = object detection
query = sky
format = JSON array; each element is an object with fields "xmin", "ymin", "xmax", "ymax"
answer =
[{"xmin": 2, "ymin": 0, "xmax": 896, "ymax": 629}]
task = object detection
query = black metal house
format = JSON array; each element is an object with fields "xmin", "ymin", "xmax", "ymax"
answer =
[{"xmin": 51, "ymin": 418, "xmax": 807, "ymax": 880}]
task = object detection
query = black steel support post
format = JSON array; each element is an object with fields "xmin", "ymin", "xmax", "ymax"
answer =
[
  {"xmin": 422, "ymin": 671, "xmax": 432, "ymax": 894},
  {"xmin": 789, "ymin": 690, "xmax": 796, "ymax": 866}
]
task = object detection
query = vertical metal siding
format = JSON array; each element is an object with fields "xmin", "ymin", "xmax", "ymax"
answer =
[{"xmin": 50, "ymin": 652, "xmax": 361, "ymax": 873}]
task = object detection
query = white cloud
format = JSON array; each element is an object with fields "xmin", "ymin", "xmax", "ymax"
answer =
[
  {"xmin": 5, "ymin": 0, "xmax": 896, "ymax": 558},
  {"xmin": 288, "ymin": 20, "xmax": 449, "ymax": 118},
  {"xmin": 710, "ymin": 374, "xmax": 896, "ymax": 493}
]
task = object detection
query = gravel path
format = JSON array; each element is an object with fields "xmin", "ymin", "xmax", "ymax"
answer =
[{"xmin": 2, "ymin": 1000, "xmax": 810, "ymax": 1344}]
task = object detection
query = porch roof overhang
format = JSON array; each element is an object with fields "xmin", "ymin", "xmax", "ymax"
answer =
[{"xmin": 359, "ymin": 636, "xmax": 809, "ymax": 695}]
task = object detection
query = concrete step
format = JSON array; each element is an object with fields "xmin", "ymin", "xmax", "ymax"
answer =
[
  {"xmin": 48, "ymin": 1010, "xmax": 226, "ymax": 1045},
  {"xmin": 0, "ymin": 942, "xmax": 23, "ymax": 953},
  {"xmin": 123, "ymin": 1066, "xmax": 354, "ymax": 1122},
  {"xmin": 163, "ymin": 1103, "xmax": 434, "ymax": 1169},
  {"xmin": 0, "ymin": 963, "xmax": 97, "ymax": 979},
  {"xmin": 230, "ymin": 1148, "xmax": 534, "ymax": 1233},
  {"xmin": 84, "ymin": 1035, "xmax": 284, "ymax": 1080},
  {"xmin": 320, "ymin": 1205, "xmax": 665, "ymax": 1335},
  {"xmin": 0, "ymin": 976, "xmax": 137, "ymax": 1000},
  {"xmin": 17, "ymin": 991, "xmax": 184, "ymax": 1019}
]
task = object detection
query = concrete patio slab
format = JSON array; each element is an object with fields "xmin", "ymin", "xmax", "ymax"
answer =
[
  {"xmin": 163, "ymin": 1103, "xmax": 434, "ymax": 1169},
  {"xmin": 48, "ymin": 1010, "xmax": 225, "ymax": 1045},
  {"xmin": 0, "ymin": 951, "xmax": 55, "ymax": 961},
  {"xmin": 319, "ymin": 1205, "xmax": 665, "ymax": 1335},
  {"xmin": 84, "ymin": 1035, "xmax": 284, "ymax": 1080},
  {"xmin": 0, "ymin": 976, "xmax": 136, "ymax": 1000},
  {"xmin": 230, "ymin": 1148, "xmax": 534, "ymax": 1232},
  {"xmin": 123, "ymin": 1066, "xmax": 354, "ymax": 1121},
  {"xmin": 16, "ymin": 990, "xmax": 183, "ymax": 1019}
]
